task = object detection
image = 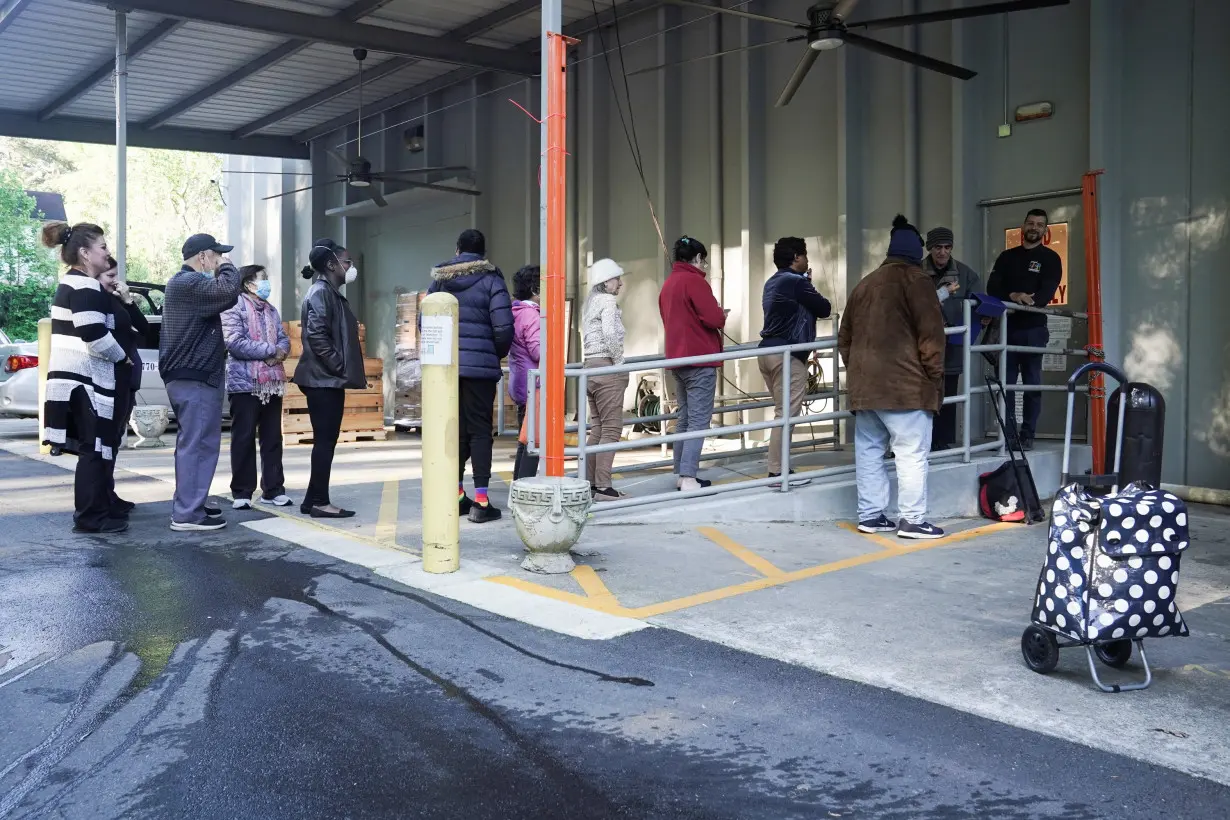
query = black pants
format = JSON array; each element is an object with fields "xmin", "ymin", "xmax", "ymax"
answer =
[
  {"xmin": 109, "ymin": 386, "xmax": 136, "ymax": 512},
  {"xmin": 301, "ymin": 386, "xmax": 345, "ymax": 510},
  {"xmin": 459, "ymin": 378, "xmax": 497, "ymax": 489},
  {"xmin": 513, "ymin": 404, "xmax": 540, "ymax": 481},
  {"xmin": 932, "ymin": 374, "xmax": 962, "ymax": 451},
  {"xmin": 229, "ymin": 393, "xmax": 286, "ymax": 500},
  {"xmin": 69, "ymin": 386, "xmax": 111, "ymax": 531},
  {"xmin": 1005, "ymin": 326, "xmax": 1048, "ymax": 439}
]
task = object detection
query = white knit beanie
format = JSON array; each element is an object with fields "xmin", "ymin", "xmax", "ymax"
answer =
[{"xmin": 588, "ymin": 258, "xmax": 624, "ymax": 287}]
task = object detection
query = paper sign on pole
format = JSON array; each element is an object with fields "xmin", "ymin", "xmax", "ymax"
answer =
[{"xmin": 420, "ymin": 315, "xmax": 454, "ymax": 366}]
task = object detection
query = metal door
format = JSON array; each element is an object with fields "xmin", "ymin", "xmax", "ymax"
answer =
[{"xmin": 982, "ymin": 196, "xmax": 1088, "ymax": 442}]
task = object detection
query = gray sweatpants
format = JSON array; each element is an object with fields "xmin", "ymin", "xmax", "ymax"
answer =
[
  {"xmin": 672, "ymin": 366, "xmax": 717, "ymax": 478},
  {"xmin": 166, "ymin": 379, "xmax": 224, "ymax": 524}
]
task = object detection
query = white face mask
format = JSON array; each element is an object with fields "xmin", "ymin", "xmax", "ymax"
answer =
[{"xmin": 344, "ymin": 265, "xmax": 358, "ymax": 285}]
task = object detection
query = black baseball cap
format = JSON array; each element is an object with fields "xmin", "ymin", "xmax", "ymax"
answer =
[{"xmin": 181, "ymin": 233, "xmax": 234, "ymax": 260}]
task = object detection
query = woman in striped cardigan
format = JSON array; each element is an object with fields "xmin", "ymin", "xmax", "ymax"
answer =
[{"xmin": 40, "ymin": 221, "xmax": 132, "ymax": 535}]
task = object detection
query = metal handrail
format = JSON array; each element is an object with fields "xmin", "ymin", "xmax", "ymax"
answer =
[{"xmin": 522, "ymin": 297, "xmax": 1093, "ymax": 512}]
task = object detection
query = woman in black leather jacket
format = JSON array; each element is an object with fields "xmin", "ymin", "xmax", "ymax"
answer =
[{"xmin": 291, "ymin": 239, "xmax": 366, "ymax": 518}]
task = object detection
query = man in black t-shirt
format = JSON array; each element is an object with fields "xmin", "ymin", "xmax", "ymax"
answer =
[{"xmin": 986, "ymin": 208, "xmax": 1062, "ymax": 449}]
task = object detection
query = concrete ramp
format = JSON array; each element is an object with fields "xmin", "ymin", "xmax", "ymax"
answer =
[{"xmin": 601, "ymin": 443, "xmax": 1093, "ymax": 525}]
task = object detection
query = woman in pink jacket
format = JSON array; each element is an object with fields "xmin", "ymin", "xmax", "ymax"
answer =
[{"xmin": 508, "ymin": 265, "xmax": 541, "ymax": 480}]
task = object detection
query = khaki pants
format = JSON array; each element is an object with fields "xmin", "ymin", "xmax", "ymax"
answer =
[
  {"xmin": 584, "ymin": 357, "xmax": 627, "ymax": 488},
  {"xmin": 758, "ymin": 353, "xmax": 808, "ymax": 475}
]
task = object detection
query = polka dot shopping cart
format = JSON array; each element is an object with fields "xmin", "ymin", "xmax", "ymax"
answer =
[{"xmin": 1020, "ymin": 362, "xmax": 1192, "ymax": 692}]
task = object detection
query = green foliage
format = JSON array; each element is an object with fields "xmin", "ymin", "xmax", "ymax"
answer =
[
  {"xmin": 0, "ymin": 137, "xmax": 225, "ymax": 285},
  {"xmin": 0, "ymin": 277, "xmax": 57, "ymax": 342},
  {"xmin": 0, "ymin": 169, "xmax": 58, "ymax": 340}
]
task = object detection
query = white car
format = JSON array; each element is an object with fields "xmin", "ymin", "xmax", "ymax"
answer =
[
  {"xmin": 0, "ymin": 283, "xmax": 226, "ymax": 420},
  {"xmin": 0, "ymin": 328, "xmax": 39, "ymax": 417}
]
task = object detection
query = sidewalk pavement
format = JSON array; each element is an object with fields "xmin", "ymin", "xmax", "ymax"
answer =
[{"xmin": 2, "ymin": 418, "xmax": 1229, "ymax": 787}]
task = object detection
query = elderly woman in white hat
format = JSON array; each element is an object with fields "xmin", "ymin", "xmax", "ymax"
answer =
[{"xmin": 581, "ymin": 258, "xmax": 628, "ymax": 500}]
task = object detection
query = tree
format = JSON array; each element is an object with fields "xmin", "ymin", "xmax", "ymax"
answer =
[
  {"xmin": 0, "ymin": 137, "xmax": 225, "ymax": 285},
  {"xmin": 0, "ymin": 170, "xmax": 58, "ymax": 341},
  {"xmin": 0, "ymin": 138, "xmax": 76, "ymax": 190}
]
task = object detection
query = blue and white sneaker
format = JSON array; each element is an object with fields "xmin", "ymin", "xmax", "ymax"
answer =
[
  {"xmin": 897, "ymin": 521, "xmax": 945, "ymax": 540},
  {"xmin": 857, "ymin": 514, "xmax": 897, "ymax": 533}
]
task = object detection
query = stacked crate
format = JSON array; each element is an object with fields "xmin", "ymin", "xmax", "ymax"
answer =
[
  {"xmin": 392, "ymin": 291, "xmax": 424, "ymax": 431},
  {"xmin": 281, "ymin": 321, "xmax": 387, "ymax": 445}
]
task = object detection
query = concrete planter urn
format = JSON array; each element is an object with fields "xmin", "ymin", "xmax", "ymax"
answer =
[
  {"xmin": 509, "ymin": 476, "xmax": 593, "ymax": 574},
  {"xmin": 129, "ymin": 405, "xmax": 169, "ymax": 449}
]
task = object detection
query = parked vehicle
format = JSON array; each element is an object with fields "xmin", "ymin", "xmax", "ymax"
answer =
[
  {"xmin": 0, "ymin": 282, "xmax": 228, "ymax": 420},
  {"xmin": 0, "ymin": 328, "xmax": 39, "ymax": 417}
]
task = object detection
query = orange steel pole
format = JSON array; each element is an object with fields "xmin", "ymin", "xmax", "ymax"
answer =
[
  {"xmin": 1081, "ymin": 169, "xmax": 1106, "ymax": 475},
  {"xmin": 544, "ymin": 32, "xmax": 578, "ymax": 477}
]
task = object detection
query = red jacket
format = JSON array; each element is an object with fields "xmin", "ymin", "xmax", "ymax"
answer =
[{"xmin": 659, "ymin": 262, "xmax": 727, "ymax": 368}]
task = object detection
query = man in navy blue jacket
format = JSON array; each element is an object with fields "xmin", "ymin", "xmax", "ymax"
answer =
[
  {"xmin": 758, "ymin": 237, "xmax": 832, "ymax": 487},
  {"xmin": 428, "ymin": 229, "xmax": 514, "ymax": 523}
]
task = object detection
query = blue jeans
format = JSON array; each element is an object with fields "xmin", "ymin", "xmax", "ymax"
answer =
[
  {"xmin": 1005, "ymin": 325, "xmax": 1049, "ymax": 438},
  {"xmin": 854, "ymin": 409, "xmax": 933, "ymax": 524},
  {"xmin": 672, "ymin": 366, "xmax": 717, "ymax": 478}
]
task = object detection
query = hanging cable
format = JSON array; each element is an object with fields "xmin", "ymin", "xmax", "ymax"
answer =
[{"xmin": 589, "ymin": 0, "xmax": 667, "ymax": 256}]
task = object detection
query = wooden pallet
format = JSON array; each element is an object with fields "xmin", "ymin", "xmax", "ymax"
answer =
[
  {"xmin": 282, "ymin": 356, "xmax": 383, "ymax": 380},
  {"xmin": 284, "ymin": 428, "xmax": 387, "ymax": 446},
  {"xmin": 284, "ymin": 321, "xmax": 366, "ymax": 359}
]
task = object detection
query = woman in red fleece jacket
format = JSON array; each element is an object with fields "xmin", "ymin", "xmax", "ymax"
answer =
[{"xmin": 658, "ymin": 236, "xmax": 727, "ymax": 491}]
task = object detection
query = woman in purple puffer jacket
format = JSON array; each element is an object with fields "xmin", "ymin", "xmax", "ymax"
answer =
[
  {"xmin": 508, "ymin": 265, "xmax": 541, "ymax": 480},
  {"xmin": 222, "ymin": 265, "xmax": 292, "ymax": 509}
]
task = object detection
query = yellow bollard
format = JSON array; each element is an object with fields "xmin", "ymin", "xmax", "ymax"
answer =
[
  {"xmin": 37, "ymin": 318, "xmax": 51, "ymax": 455},
  {"xmin": 419, "ymin": 292, "xmax": 460, "ymax": 573}
]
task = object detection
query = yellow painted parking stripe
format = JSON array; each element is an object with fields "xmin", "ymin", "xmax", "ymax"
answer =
[
  {"xmin": 571, "ymin": 565, "xmax": 620, "ymax": 605},
  {"xmin": 488, "ymin": 576, "xmax": 604, "ymax": 608},
  {"xmin": 249, "ymin": 496, "xmax": 419, "ymax": 557},
  {"xmin": 698, "ymin": 526, "xmax": 785, "ymax": 577},
  {"xmin": 485, "ymin": 520, "xmax": 1015, "ymax": 619},
  {"xmin": 375, "ymin": 480, "xmax": 399, "ymax": 544},
  {"xmin": 836, "ymin": 519, "xmax": 1016, "ymax": 550}
]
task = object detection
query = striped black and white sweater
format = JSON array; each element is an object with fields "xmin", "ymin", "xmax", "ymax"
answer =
[{"xmin": 43, "ymin": 270, "xmax": 127, "ymax": 460}]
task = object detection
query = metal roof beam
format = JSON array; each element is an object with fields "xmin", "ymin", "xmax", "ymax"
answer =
[
  {"xmin": 75, "ymin": 0, "xmax": 537, "ymax": 76},
  {"xmin": 293, "ymin": 0, "xmax": 662, "ymax": 144},
  {"xmin": 0, "ymin": 0, "xmax": 33, "ymax": 37},
  {"xmin": 0, "ymin": 108, "xmax": 309, "ymax": 159},
  {"xmin": 233, "ymin": 0, "xmax": 539, "ymax": 139},
  {"xmin": 38, "ymin": 19, "xmax": 183, "ymax": 121},
  {"xmin": 140, "ymin": 0, "xmax": 395, "ymax": 130}
]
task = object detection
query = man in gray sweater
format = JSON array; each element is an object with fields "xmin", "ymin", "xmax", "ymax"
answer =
[{"xmin": 160, "ymin": 233, "xmax": 242, "ymax": 531}]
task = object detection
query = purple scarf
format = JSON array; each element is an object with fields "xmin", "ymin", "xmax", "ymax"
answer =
[{"xmin": 243, "ymin": 294, "xmax": 286, "ymax": 403}]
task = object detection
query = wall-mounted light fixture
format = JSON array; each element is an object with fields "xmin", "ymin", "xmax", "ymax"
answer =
[
  {"xmin": 1015, "ymin": 101, "xmax": 1054, "ymax": 123},
  {"xmin": 404, "ymin": 124, "xmax": 425, "ymax": 153}
]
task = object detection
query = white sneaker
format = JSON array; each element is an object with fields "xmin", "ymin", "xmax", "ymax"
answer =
[
  {"xmin": 232, "ymin": 498, "xmax": 253, "ymax": 510},
  {"xmin": 259, "ymin": 495, "xmax": 294, "ymax": 507},
  {"xmin": 170, "ymin": 518, "xmax": 227, "ymax": 532}
]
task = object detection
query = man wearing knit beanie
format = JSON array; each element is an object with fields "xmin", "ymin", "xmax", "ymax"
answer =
[
  {"xmin": 923, "ymin": 226, "xmax": 981, "ymax": 452},
  {"xmin": 837, "ymin": 215, "xmax": 947, "ymax": 539}
]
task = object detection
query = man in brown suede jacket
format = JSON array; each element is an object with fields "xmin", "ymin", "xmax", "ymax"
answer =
[{"xmin": 838, "ymin": 215, "xmax": 947, "ymax": 540}]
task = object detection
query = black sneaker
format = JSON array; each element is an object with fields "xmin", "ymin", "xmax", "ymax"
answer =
[
  {"xmin": 897, "ymin": 521, "xmax": 945, "ymax": 540},
  {"xmin": 1019, "ymin": 437, "xmax": 1035, "ymax": 452},
  {"xmin": 459, "ymin": 495, "xmax": 474, "ymax": 515},
  {"xmin": 205, "ymin": 505, "xmax": 222, "ymax": 518},
  {"xmin": 857, "ymin": 514, "xmax": 897, "ymax": 533},
  {"xmin": 73, "ymin": 518, "xmax": 129, "ymax": 534},
  {"xmin": 593, "ymin": 486, "xmax": 623, "ymax": 502},
  {"xmin": 768, "ymin": 471, "xmax": 811, "ymax": 488},
  {"xmin": 469, "ymin": 503, "xmax": 502, "ymax": 523}
]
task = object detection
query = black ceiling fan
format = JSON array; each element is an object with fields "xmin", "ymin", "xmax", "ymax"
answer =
[
  {"xmin": 237, "ymin": 48, "xmax": 481, "ymax": 205},
  {"xmin": 646, "ymin": 0, "xmax": 1070, "ymax": 107}
]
